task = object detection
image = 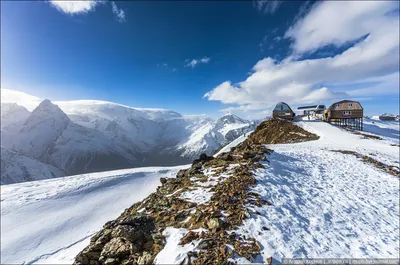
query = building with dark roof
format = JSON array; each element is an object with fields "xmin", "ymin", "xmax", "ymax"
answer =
[{"xmin": 272, "ymin": 102, "xmax": 295, "ymax": 120}]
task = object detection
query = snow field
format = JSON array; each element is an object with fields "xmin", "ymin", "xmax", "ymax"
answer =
[{"xmin": 1, "ymin": 165, "xmax": 189, "ymax": 264}]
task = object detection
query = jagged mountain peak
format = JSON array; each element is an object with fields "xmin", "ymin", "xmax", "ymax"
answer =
[
  {"xmin": 217, "ymin": 112, "xmax": 247, "ymax": 125},
  {"xmin": 0, "ymin": 103, "xmax": 31, "ymax": 129},
  {"xmin": 36, "ymin": 99, "xmax": 62, "ymax": 111},
  {"xmin": 26, "ymin": 99, "xmax": 70, "ymax": 125},
  {"xmin": 1, "ymin": 103, "xmax": 29, "ymax": 117}
]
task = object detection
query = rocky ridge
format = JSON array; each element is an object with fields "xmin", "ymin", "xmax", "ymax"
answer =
[{"xmin": 74, "ymin": 119, "xmax": 320, "ymax": 265}]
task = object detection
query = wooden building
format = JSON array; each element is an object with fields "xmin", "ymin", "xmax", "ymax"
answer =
[
  {"xmin": 325, "ymin": 100, "xmax": 363, "ymax": 130},
  {"xmin": 272, "ymin": 102, "xmax": 295, "ymax": 120}
]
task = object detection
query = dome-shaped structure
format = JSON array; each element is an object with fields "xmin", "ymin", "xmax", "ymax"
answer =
[{"xmin": 272, "ymin": 102, "xmax": 295, "ymax": 120}]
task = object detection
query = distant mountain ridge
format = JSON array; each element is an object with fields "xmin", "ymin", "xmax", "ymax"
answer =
[{"xmin": 1, "ymin": 89, "xmax": 258, "ymax": 184}]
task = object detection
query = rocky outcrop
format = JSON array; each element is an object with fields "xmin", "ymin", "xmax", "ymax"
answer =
[
  {"xmin": 74, "ymin": 145, "xmax": 272, "ymax": 264},
  {"xmin": 243, "ymin": 118, "xmax": 319, "ymax": 145}
]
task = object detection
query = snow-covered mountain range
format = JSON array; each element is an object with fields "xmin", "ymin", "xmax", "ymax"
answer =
[{"xmin": 0, "ymin": 89, "xmax": 258, "ymax": 184}]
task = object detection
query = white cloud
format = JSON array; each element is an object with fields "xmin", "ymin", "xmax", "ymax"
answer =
[
  {"xmin": 200, "ymin": 57, "xmax": 210, "ymax": 63},
  {"xmin": 49, "ymin": 0, "xmax": 100, "ymax": 14},
  {"xmin": 273, "ymin": 36, "xmax": 282, "ymax": 42},
  {"xmin": 49, "ymin": 0, "xmax": 126, "ymax": 22},
  {"xmin": 285, "ymin": 1, "xmax": 399, "ymax": 55},
  {"xmin": 204, "ymin": 1, "xmax": 399, "ymax": 113},
  {"xmin": 346, "ymin": 72, "xmax": 400, "ymax": 97},
  {"xmin": 185, "ymin": 57, "xmax": 211, "ymax": 68},
  {"xmin": 252, "ymin": 57, "xmax": 276, "ymax": 71},
  {"xmin": 111, "ymin": 1, "xmax": 125, "ymax": 22},
  {"xmin": 254, "ymin": 0, "xmax": 282, "ymax": 14}
]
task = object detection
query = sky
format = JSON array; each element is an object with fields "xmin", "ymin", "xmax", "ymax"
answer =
[{"xmin": 1, "ymin": 0, "xmax": 399, "ymax": 119}]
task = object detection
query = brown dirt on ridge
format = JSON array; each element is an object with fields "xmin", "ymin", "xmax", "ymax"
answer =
[
  {"xmin": 345, "ymin": 129, "xmax": 383, "ymax": 140},
  {"xmin": 243, "ymin": 119, "xmax": 319, "ymax": 145},
  {"xmin": 74, "ymin": 146, "xmax": 273, "ymax": 265}
]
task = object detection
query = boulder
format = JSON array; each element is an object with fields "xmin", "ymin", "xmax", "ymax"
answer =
[
  {"xmin": 137, "ymin": 251, "xmax": 153, "ymax": 265},
  {"xmin": 176, "ymin": 169, "xmax": 188, "ymax": 178},
  {"xmin": 194, "ymin": 153, "xmax": 214, "ymax": 163},
  {"xmin": 197, "ymin": 238, "xmax": 216, "ymax": 250},
  {"xmin": 219, "ymin": 153, "xmax": 233, "ymax": 161},
  {"xmin": 104, "ymin": 258, "xmax": 119, "ymax": 265},
  {"xmin": 243, "ymin": 152, "xmax": 255, "ymax": 159},
  {"xmin": 111, "ymin": 225, "xmax": 140, "ymax": 242},
  {"xmin": 199, "ymin": 153, "xmax": 209, "ymax": 161},
  {"xmin": 159, "ymin": 177, "xmax": 168, "ymax": 184},
  {"xmin": 206, "ymin": 218, "xmax": 224, "ymax": 229},
  {"xmin": 117, "ymin": 214, "xmax": 154, "ymax": 231},
  {"xmin": 192, "ymin": 161, "xmax": 203, "ymax": 170},
  {"xmin": 100, "ymin": 237, "xmax": 130, "ymax": 258}
]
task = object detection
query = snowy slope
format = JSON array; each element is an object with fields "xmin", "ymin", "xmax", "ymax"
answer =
[
  {"xmin": 54, "ymin": 99, "xmax": 186, "ymax": 152},
  {"xmin": 54, "ymin": 101, "xmax": 256, "ymax": 159},
  {"xmin": 0, "ymin": 103, "xmax": 31, "ymax": 129},
  {"xmin": 214, "ymin": 130, "xmax": 254, "ymax": 157},
  {"xmin": 1, "ymin": 147, "xmax": 65, "ymax": 185},
  {"xmin": 240, "ymin": 148, "xmax": 399, "ymax": 261},
  {"xmin": 187, "ymin": 119, "xmax": 398, "ymax": 262},
  {"xmin": 363, "ymin": 118, "xmax": 400, "ymax": 144},
  {"xmin": 0, "ymin": 164, "xmax": 190, "ymax": 264},
  {"xmin": 177, "ymin": 113, "xmax": 257, "ymax": 158},
  {"xmin": 1, "ymin": 100, "xmax": 138, "ymax": 177},
  {"xmin": 233, "ymin": 120, "xmax": 399, "ymax": 262},
  {"xmin": 296, "ymin": 120, "xmax": 399, "ymax": 167},
  {"xmin": 2, "ymin": 99, "xmax": 70, "ymax": 159}
]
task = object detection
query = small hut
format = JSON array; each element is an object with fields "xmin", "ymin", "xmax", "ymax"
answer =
[
  {"xmin": 325, "ymin": 100, "xmax": 363, "ymax": 130},
  {"xmin": 296, "ymin": 105, "xmax": 326, "ymax": 120},
  {"xmin": 296, "ymin": 105, "xmax": 326, "ymax": 115},
  {"xmin": 272, "ymin": 102, "xmax": 295, "ymax": 120},
  {"xmin": 379, "ymin": 113, "xmax": 396, "ymax": 121}
]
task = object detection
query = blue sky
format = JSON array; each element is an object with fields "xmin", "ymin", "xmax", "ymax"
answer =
[{"xmin": 1, "ymin": 1, "xmax": 399, "ymax": 118}]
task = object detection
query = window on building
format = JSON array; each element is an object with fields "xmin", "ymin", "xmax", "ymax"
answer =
[
  {"xmin": 348, "ymin": 103, "xmax": 353, "ymax": 107},
  {"xmin": 335, "ymin": 104, "xmax": 340, "ymax": 108},
  {"xmin": 343, "ymin": 111, "xmax": 352, "ymax": 115}
]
